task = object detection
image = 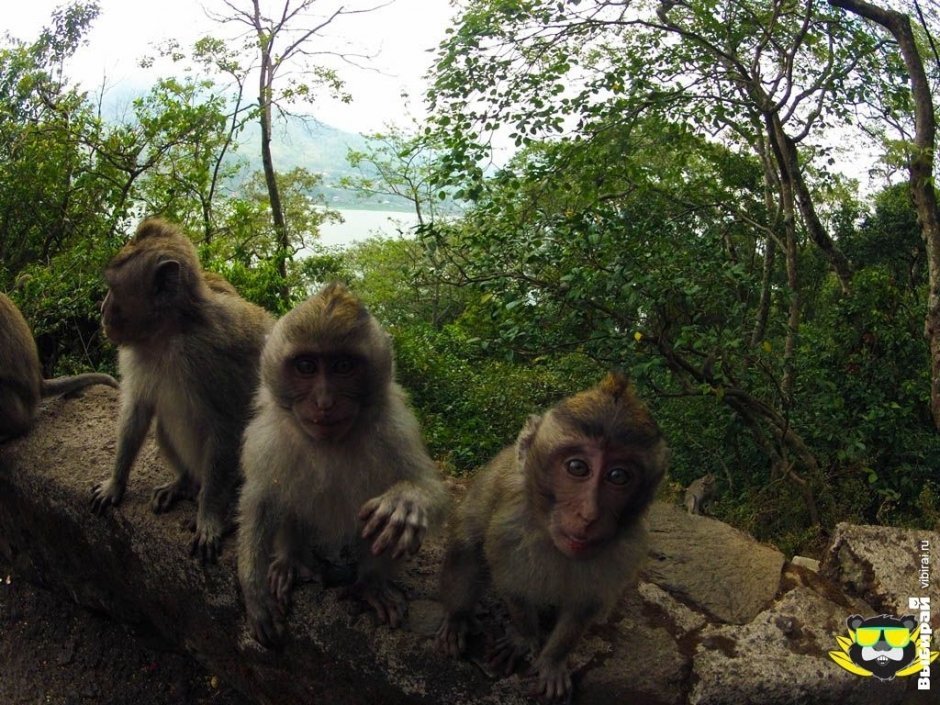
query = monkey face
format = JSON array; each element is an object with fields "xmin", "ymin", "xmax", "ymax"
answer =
[
  {"xmin": 285, "ymin": 352, "xmax": 366, "ymax": 442},
  {"xmin": 545, "ymin": 440, "xmax": 643, "ymax": 560},
  {"xmin": 102, "ymin": 258, "xmax": 186, "ymax": 345}
]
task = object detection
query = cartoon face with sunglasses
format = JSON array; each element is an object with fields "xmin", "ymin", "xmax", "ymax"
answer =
[{"xmin": 846, "ymin": 614, "xmax": 918, "ymax": 680}]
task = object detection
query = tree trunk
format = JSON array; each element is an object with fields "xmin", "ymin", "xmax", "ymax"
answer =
[
  {"xmin": 258, "ymin": 55, "xmax": 290, "ymax": 306},
  {"xmin": 830, "ymin": 0, "xmax": 940, "ymax": 430},
  {"xmin": 766, "ymin": 112, "xmax": 853, "ymax": 294}
]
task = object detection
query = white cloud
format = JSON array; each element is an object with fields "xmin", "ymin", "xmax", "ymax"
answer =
[{"xmin": 3, "ymin": 0, "xmax": 455, "ymax": 134}]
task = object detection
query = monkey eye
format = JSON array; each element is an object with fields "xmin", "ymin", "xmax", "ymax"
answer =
[
  {"xmin": 606, "ymin": 466, "xmax": 636, "ymax": 486},
  {"xmin": 333, "ymin": 357, "xmax": 357, "ymax": 374},
  {"xmin": 293, "ymin": 356, "xmax": 318, "ymax": 375},
  {"xmin": 565, "ymin": 459, "xmax": 590, "ymax": 478}
]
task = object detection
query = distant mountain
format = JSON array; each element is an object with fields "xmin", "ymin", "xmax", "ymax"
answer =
[
  {"xmin": 232, "ymin": 116, "xmax": 414, "ymax": 211},
  {"xmin": 97, "ymin": 84, "xmax": 414, "ymax": 211}
]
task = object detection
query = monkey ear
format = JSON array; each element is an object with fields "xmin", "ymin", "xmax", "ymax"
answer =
[
  {"xmin": 153, "ymin": 260, "xmax": 182, "ymax": 299},
  {"xmin": 600, "ymin": 371, "xmax": 631, "ymax": 400},
  {"xmin": 516, "ymin": 414, "xmax": 542, "ymax": 465},
  {"xmin": 847, "ymin": 614, "xmax": 864, "ymax": 631}
]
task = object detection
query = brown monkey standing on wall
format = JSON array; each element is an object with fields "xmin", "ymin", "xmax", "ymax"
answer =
[
  {"xmin": 0, "ymin": 292, "xmax": 118, "ymax": 441},
  {"xmin": 237, "ymin": 282, "xmax": 447, "ymax": 647},
  {"xmin": 436, "ymin": 373, "xmax": 667, "ymax": 702},
  {"xmin": 89, "ymin": 218, "xmax": 274, "ymax": 563}
]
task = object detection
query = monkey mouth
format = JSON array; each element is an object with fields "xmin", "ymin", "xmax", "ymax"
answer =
[
  {"xmin": 302, "ymin": 416, "xmax": 353, "ymax": 440},
  {"xmin": 555, "ymin": 531, "xmax": 599, "ymax": 558}
]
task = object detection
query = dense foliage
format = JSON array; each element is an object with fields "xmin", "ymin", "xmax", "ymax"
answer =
[{"xmin": 3, "ymin": 1, "xmax": 940, "ymax": 556}]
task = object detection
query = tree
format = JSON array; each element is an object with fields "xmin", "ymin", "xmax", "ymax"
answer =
[
  {"xmin": 423, "ymin": 0, "xmax": 940, "ymax": 530},
  {"xmin": 829, "ymin": 0, "xmax": 940, "ymax": 430},
  {"xmin": 210, "ymin": 0, "xmax": 389, "ymax": 305}
]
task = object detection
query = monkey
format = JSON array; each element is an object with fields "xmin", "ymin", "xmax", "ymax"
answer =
[
  {"xmin": 204, "ymin": 271, "xmax": 239, "ymax": 296},
  {"xmin": 89, "ymin": 217, "xmax": 274, "ymax": 563},
  {"xmin": 237, "ymin": 282, "xmax": 447, "ymax": 648},
  {"xmin": 436, "ymin": 373, "xmax": 667, "ymax": 702},
  {"xmin": 684, "ymin": 473, "xmax": 716, "ymax": 516},
  {"xmin": 0, "ymin": 292, "xmax": 118, "ymax": 441}
]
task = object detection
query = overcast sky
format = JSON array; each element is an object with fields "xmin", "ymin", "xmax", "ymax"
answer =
[{"xmin": 3, "ymin": 0, "xmax": 456, "ymax": 134}]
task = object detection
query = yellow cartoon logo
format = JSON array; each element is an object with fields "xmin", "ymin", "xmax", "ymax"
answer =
[{"xmin": 829, "ymin": 614, "xmax": 938, "ymax": 681}]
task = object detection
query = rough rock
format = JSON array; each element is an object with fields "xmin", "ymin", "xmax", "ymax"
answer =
[
  {"xmin": 824, "ymin": 522, "xmax": 940, "ymax": 617},
  {"xmin": 0, "ymin": 387, "xmax": 936, "ymax": 705},
  {"xmin": 644, "ymin": 503, "xmax": 786, "ymax": 624}
]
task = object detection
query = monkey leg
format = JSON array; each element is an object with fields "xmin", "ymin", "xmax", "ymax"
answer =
[
  {"xmin": 151, "ymin": 422, "xmax": 198, "ymax": 513},
  {"xmin": 528, "ymin": 604, "xmax": 598, "ymax": 704},
  {"xmin": 343, "ymin": 549, "xmax": 407, "ymax": 628},
  {"xmin": 91, "ymin": 401, "xmax": 153, "ymax": 514},
  {"xmin": 490, "ymin": 594, "xmax": 540, "ymax": 676},
  {"xmin": 437, "ymin": 538, "xmax": 487, "ymax": 657}
]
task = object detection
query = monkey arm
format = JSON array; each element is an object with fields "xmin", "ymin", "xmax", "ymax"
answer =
[
  {"xmin": 530, "ymin": 602, "xmax": 600, "ymax": 702},
  {"xmin": 237, "ymin": 490, "xmax": 285, "ymax": 648},
  {"xmin": 91, "ymin": 400, "xmax": 154, "ymax": 514},
  {"xmin": 189, "ymin": 438, "xmax": 240, "ymax": 564}
]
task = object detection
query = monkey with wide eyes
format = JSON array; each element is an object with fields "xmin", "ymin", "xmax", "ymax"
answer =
[
  {"xmin": 0, "ymin": 292, "xmax": 118, "ymax": 441},
  {"xmin": 684, "ymin": 473, "xmax": 716, "ymax": 515},
  {"xmin": 89, "ymin": 217, "xmax": 274, "ymax": 563},
  {"xmin": 237, "ymin": 282, "xmax": 447, "ymax": 648},
  {"xmin": 436, "ymin": 373, "xmax": 667, "ymax": 702}
]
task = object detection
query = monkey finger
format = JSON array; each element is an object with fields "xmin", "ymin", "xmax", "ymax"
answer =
[
  {"xmin": 190, "ymin": 533, "xmax": 220, "ymax": 564},
  {"xmin": 357, "ymin": 496, "xmax": 382, "ymax": 522},
  {"xmin": 490, "ymin": 636, "xmax": 524, "ymax": 676},
  {"xmin": 90, "ymin": 482, "xmax": 121, "ymax": 515},
  {"xmin": 391, "ymin": 524, "xmax": 417, "ymax": 560},
  {"xmin": 268, "ymin": 562, "xmax": 294, "ymax": 604},
  {"xmin": 369, "ymin": 526, "xmax": 396, "ymax": 556},
  {"xmin": 400, "ymin": 523, "xmax": 427, "ymax": 558},
  {"xmin": 360, "ymin": 502, "xmax": 393, "ymax": 539},
  {"xmin": 435, "ymin": 618, "xmax": 467, "ymax": 657},
  {"xmin": 249, "ymin": 610, "xmax": 284, "ymax": 650}
]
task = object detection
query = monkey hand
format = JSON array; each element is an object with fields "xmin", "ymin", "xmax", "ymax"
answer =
[
  {"xmin": 245, "ymin": 595, "xmax": 286, "ymax": 650},
  {"xmin": 189, "ymin": 519, "xmax": 223, "ymax": 564},
  {"xmin": 90, "ymin": 479, "xmax": 124, "ymax": 515},
  {"xmin": 489, "ymin": 631, "xmax": 537, "ymax": 676},
  {"xmin": 267, "ymin": 558, "xmax": 295, "ymax": 607},
  {"xmin": 359, "ymin": 487, "xmax": 429, "ymax": 559},
  {"xmin": 436, "ymin": 614, "xmax": 470, "ymax": 657},
  {"xmin": 528, "ymin": 657, "xmax": 573, "ymax": 704},
  {"xmin": 340, "ymin": 577, "xmax": 407, "ymax": 628}
]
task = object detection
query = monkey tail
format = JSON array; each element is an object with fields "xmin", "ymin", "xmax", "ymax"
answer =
[{"xmin": 41, "ymin": 373, "xmax": 119, "ymax": 398}]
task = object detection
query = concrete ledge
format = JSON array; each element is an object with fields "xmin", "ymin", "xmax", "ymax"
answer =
[{"xmin": 1, "ymin": 386, "xmax": 930, "ymax": 705}]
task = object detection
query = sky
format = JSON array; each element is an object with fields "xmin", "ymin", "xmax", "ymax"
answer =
[{"xmin": 2, "ymin": 0, "xmax": 457, "ymax": 134}]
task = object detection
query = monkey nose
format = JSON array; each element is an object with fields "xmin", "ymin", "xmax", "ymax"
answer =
[{"xmin": 576, "ymin": 498, "xmax": 601, "ymax": 526}]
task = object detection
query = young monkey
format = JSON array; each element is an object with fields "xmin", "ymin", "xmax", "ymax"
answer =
[
  {"xmin": 437, "ymin": 373, "xmax": 667, "ymax": 702},
  {"xmin": 237, "ymin": 282, "xmax": 447, "ymax": 647}
]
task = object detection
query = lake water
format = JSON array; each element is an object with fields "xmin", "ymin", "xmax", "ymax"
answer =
[{"xmin": 317, "ymin": 208, "xmax": 420, "ymax": 248}]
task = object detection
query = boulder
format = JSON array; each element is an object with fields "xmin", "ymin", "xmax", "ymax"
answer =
[{"xmin": 0, "ymin": 387, "xmax": 934, "ymax": 704}]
